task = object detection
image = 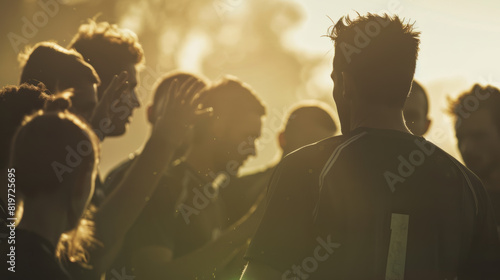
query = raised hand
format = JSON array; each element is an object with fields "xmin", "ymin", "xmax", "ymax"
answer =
[
  {"xmin": 90, "ymin": 71, "xmax": 129, "ymax": 134},
  {"xmin": 151, "ymin": 77, "xmax": 212, "ymax": 148}
]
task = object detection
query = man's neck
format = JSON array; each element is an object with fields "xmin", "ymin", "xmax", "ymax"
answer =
[
  {"xmin": 17, "ymin": 199, "xmax": 66, "ymax": 249},
  {"xmin": 350, "ymin": 104, "xmax": 411, "ymax": 134}
]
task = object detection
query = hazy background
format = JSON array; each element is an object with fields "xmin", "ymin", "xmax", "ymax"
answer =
[{"xmin": 1, "ymin": 0, "xmax": 499, "ymax": 176}]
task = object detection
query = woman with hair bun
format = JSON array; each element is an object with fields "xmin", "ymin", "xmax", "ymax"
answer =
[{"xmin": 0, "ymin": 96, "xmax": 99, "ymax": 280}]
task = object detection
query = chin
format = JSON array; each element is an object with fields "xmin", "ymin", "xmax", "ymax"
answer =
[{"xmin": 107, "ymin": 123, "xmax": 127, "ymax": 137}]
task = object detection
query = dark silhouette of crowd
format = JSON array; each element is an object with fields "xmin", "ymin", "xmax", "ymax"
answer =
[{"xmin": 0, "ymin": 11, "xmax": 499, "ymax": 280}]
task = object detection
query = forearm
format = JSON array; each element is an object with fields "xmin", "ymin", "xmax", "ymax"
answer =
[
  {"xmin": 240, "ymin": 261, "xmax": 283, "ymax": 280},
  {"xmin": 139, "ymin": 201, "xmax": 264, "ymax": 279},
  {"xmin": 91, "ymin": 137, "xmax": 177, "ymax": 268},
  {"xmin": 141, "ymin": 244, "xmax": 246, "ymax": 279}
]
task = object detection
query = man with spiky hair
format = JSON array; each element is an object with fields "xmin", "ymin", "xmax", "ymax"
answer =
[
  {"xmin": 241, "ymin": 13, "xmax": 500, "ymax": 279},
  {"xmin": 68, "ymin": 20, "xmax": 144, "ymax": 138}
]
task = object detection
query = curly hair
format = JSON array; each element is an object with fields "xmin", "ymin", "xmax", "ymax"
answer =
[
  {"xmin": 68, "ymin": 20, "xmax": 145, "ymax": 89},
  {"xmin": 449, "ymin": 84, "xmax": 500, "ymax": 130}
]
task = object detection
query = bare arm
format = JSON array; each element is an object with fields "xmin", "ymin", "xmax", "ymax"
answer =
[
  {"xmin": 240, "ymin": 261, "xmax": 283, "ymax": 280},
  {"xmin": 132, "ymin": 192, "xmax": 266, "ymax": 279},
  {"xmin": 86, "ymin": 78, "xmax": 208, "ymax": 273}
]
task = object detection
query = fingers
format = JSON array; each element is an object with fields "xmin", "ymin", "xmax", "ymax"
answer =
[
  {"xmin": 102, "ymin": 71, "xmax": 129, "ymax": 102},
  {"xmin": 156, "ymin": 77, "xmax": 208, "ymax": 122},
  {"xmin": 177, "ymin": 77, "xmax": 197, "ymax": 100},
  {"xmin": 156, "ymin": 79, "xmax": 176, "ymax": 121},
  {"xmin": 187, "ymin": 83, "xmax": 206, "ymax": 106},
  {"xmin": 166, "ymin": 78, "xmax": 180, "ymax": 103}
]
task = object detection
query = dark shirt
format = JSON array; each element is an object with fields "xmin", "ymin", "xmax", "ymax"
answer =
[
  {"xmin": 245, "ymin": 127, "xmax": 500, "ymax": 279},
  {"xmin": 0, "ymin": 229, "xmax": 72, "ymax": 280},
  {"xmin": 91, "ymin": 173, "xmax": 105, "ymax": 207},
  {"xmin": 488, "ymin": 191, "xmax": 500, "ymax": 225},
  {"xmin": 104, "ymin": 159, "xmax": 227, "ymax": 277},
  {"xmin": 221, "ymin": 166, "xmax": 274, "ymax": 225}
]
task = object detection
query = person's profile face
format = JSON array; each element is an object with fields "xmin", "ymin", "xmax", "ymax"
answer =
[
  {"xmin": 456, "ymin": 108, "xmax": 500, "ymax": 180},
  {"xmin": 108, "ymin": 64, "xmax": 140, "ymax": 137},
  {"xmin": 213, "ymin": 113, "xmax": 262, "ymax": 173},
  {"xmin": 404, "ymin": 90, "xmax": 429, "ymax": 136}
]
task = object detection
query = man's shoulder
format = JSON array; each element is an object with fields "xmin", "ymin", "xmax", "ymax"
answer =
[
  {"xmin": 281, "ymin": 136, "xmax": 346, "ymax": 168},
  {"xmin": 267, "ymin": 136, "xmax": 347, "ymax": 196}
]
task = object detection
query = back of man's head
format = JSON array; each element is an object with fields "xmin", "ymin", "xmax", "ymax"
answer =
[
  {"xmin": 68, "ymin": 20, "xmax": 145, "ymax": 96},
  {"xmin": 19, "ymin": 41, "xmax": 100, "ymax": 95},
  {"xmin": 281, "ymin": 102, "xmax": 337, "ymax": 155},
  {"xmin": 195, "ymin": 76, "xmax": 266, "ymax": 140},
  {"xmin": 330, "ymin": 13, "xmax": 420, "ymax": 108},
  {"xmin": 0, "ymin": 84, "xmax": 50, "ymax": 169}
]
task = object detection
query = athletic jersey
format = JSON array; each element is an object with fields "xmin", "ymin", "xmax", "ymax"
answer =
[{"xmin": 245, "ymin": 127, "xmax": 500, "ymax": 280}]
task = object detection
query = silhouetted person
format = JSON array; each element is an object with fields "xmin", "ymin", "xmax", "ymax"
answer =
[
  {"xmin": 103, "ymin": 71, "xmax": 209, "ymax": 278},
  {"xmin": 68, "ymin": 20, "xmax": 144, "ymax": 138},
  {"xmin": 0, "ymin": 84, "xmax": 51, "ymax": 170},
  {"xmin": 109, "ymin": 75, "xmax": 266, "ymax": 279},
  {"xmin": 17, "ymin": 40, "xmax": 143, "ymax": 280},
  {"xmin": 404, "ymin": 80, "xmax": 431, "ymax": 136},
  {"xmin": 47, "ymin": 21, "xmax": 206, "ymax": 280},
  {"xmin": 242, "ymin": 13, "xmax": 500, "ymax": 280},
  {"xmin": 0, "ymin": 83, "xmax": 50, "ymax": 246},
  {"xmin": 450, "ymin": 84, "xmax": 500, "ymax": 232},
  {"xmin": 19, "ymin": 42, "xmax": 100, "ymax": 120},
  {"xmin": 64, "ymin": 71, "xmax": 209, "ymax": 280},
  {"xmin": 222, "ymin": 102, "xmax": 337, "ymax": 225},
  {"xmin": 0, "ymin": 97, "xmax": 100, "ymax": 280}
]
